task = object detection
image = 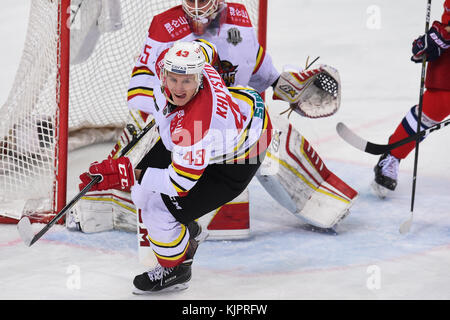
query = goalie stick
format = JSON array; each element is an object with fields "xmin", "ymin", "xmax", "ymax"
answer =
[
  {"xmin": 336, "ymin": 117, "xmax": 450, "ymax": 155},
  {"xmin": 17, "ymin": 119, "xmax": 156, "ymax": 247}
]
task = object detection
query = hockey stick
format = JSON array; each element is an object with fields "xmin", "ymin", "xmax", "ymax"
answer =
[
  {"xmin": 17, "ymin": 175, "xmax": 101, "ymax": 246},
  {"xmin": 336, "ymin": 117, "xmax": 450, "ymax": 155},
  {"xmin": 17, "ymin": 119, "xmax": 156, "ymax": 246},
  {"xmin": 400, "ymin": 0, "xmax": 432, "ymax": 234}
]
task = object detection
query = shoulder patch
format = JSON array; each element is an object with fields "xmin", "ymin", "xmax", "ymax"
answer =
[
  {"xmin": 225, "ymin": 3, "xmax": 253, "ymax": 27},
  {"xmin": 148, "ymin": 6, "xmax": 191, "ymax": 42}
]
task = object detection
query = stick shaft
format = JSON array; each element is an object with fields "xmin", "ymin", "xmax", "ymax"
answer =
[
  {"xmin": 22, "ymin": 119, "xmax": 156, "ymax": 246},
  {"xmin": 401, "ymin": 0, "xmax": 432, "ymax": 234},
  {"xmin": 29, "ymin": 176, "xmax": 101, "ymax": 245},
  {"xmin": 410, "ymin": 0, "xmax": 432, "ymax": 213}
]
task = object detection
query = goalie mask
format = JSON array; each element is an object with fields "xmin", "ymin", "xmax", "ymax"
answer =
[
  {"xmin": 182, "ymin": 0, "xmax": 227, "ymax": 35},
  {"xmin": 161, "ymin": 41, "xmax": 206, "ymax": 106}
]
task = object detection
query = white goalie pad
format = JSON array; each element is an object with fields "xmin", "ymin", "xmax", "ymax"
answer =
[
  {"xmin": 257, "ymin": 115, "xmax": 358, "ymax": 228},
  {"xmin": 75, "ymin": 189, "xmax": 136, "ymax": 233},
  {"xmin": 110, "ymin": 109, "xmax": 160, "ymax": 166},
  {"xmin": 274, "ymin": 64, "xmax": 341, "ymax": 119},
  {"xmin": 70, "ymin": 0, "xmax": 122, "ymax": 65},
  {"xmin": 196, "ymin": 189, "xmax": 250, "ymax": 240}
]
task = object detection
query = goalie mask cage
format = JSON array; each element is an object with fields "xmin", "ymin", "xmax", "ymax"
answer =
[{"xmin": 0, "ymin": 0, "xmax": 268, "ymax": 224}]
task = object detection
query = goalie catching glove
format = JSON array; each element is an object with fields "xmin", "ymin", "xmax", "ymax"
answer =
[
  {"xmin": 273, "ymin": 64, "xmax": 341, "ymax": 118},
  {"xmin": 79, "ymin": 156, "xmax": 135, "ymax": 192}
]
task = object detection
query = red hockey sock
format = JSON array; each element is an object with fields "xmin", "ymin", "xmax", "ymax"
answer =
[{"xmin": 389, "ymin": 90, "xmax": 450, "ymax": 159}]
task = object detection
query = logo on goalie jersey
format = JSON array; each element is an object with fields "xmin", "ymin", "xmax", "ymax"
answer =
[
  {"xmin": 219, "ymin": 60, "xmax": 238, "ymax": 87},
  {"xmin": 226, "ymin": 28, "xmax": 242, "ymax": 46}
]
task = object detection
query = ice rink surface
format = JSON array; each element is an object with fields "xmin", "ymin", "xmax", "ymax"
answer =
[{"xmin": 0, "ymin": 0, "xmax": 449, "ymax": 304}]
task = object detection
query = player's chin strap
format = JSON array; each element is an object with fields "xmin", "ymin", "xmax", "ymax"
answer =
[{"xmin": 274, "ymin": 56, "xmax": 341, "ymax": 119}]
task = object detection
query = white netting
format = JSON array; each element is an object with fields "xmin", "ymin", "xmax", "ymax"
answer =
[
  {"xmin": 0, "ymin": 0, "xmax": 262, "ymax": 220},
  {"xmin": 0, "ymin": 0, "xmax": 59, "ymax": 218}
]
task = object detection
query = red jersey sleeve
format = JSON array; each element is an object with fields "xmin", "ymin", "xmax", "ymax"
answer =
[
  {"xmin": 425, "ymin": 0, "xmax": 450, "ymax": 90},
  {"xmin": 443, "ymin": 0, "xmax": 449, "ymax": 25}
]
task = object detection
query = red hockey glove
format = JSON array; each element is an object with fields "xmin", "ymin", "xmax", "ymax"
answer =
[
  {"xmin": 411, "ymin": 21, "xmax": 450, "ymax": 63},
  {"xmin": 79, "ymin": 156, "xmax": 135, "ymax": 192}
]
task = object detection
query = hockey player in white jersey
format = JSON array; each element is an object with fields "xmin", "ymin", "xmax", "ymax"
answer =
[
  {"xmin": 71, "ymin": 0, "xmax": 357, "ymax": 244},
  {"xmin": 79, "ymin": 41, "xmax": 272, "ymax": 292}
]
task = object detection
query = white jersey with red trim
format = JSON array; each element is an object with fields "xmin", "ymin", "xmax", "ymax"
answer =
[
  {"xmin": 134, "ymin": 62, "xmax": 270, "ymax": 198},
  {"xmin": 127, "ymin": 3, "xmax": 279, "ymax": 114}
]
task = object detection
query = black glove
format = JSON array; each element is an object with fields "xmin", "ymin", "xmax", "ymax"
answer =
[{"xmin": 411, "ymin": 21, "xmax": 450, "ymax": 63}]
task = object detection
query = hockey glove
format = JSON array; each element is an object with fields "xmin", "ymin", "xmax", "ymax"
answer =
[
  {"xmin": 273, "ymin": 65, "xmax": 323, "ymax": 104},
  {"xmin": 274, "ymin": 64, "xmax": 341, "ymax": 118},
  {"xmin": 411, "ymin": 21, "xmax": 450, "ymax": 63},
  {"xmin": 79, "ymin": 156, "xmax": 135, "ymax": 192}
]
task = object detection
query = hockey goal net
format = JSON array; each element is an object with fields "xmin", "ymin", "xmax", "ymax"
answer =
[{"xmin": 0, "ymin": 0, "xmax": 267, "ymax": 223}]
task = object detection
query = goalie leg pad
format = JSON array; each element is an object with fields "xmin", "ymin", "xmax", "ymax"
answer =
[
  {"xmin": 110, "ymin": 110, "xmax": 160, "ymax": 166},
  {"xmin": 196, "ymin": 188, "xmax": 250, "ymax": 240},
  {"xmin": 70, "ymin": 109, "xmax": 159, "ymax": 234},
  {"xmin": 73, "ymin": 189, "xmax": 137, "ymax": 233},
  {"xmin": 137, "ymin": 208, "xmax": 158, "ymax": 267},
  {"xmin": 74, "ymin": 192, "xmax": 114, "ymax": 233},
  {"xmin": 258, "ymin": 115, "xmax": 358, "ymax": 228}
]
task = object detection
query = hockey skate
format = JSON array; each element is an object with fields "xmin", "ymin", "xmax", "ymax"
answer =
[
  {"xmin": 372, "ymin": 153, "xmax": 400, "ymax": 199},
  {"xmin": 132, "ymin": 221, "xmax": 208, "ymax": 294},
  {"xmin": 132, "ymin": 259, "xmax": 193, "ymax": 294}
]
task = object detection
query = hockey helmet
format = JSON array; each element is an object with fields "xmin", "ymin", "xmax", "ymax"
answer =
[{"xmin": 161, "ymin": 41, "xmax": 206, "ymax": 104}]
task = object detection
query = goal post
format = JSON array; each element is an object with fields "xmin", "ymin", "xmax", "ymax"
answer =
[
  {"xmin": 57, "ymin": 0, "xmax": 71, "ymax": 224},
  {"xmin": 0, "ymin": 0, "xmax": 268, "ymax": 224},
  {"xmin": 0, "ymin": 0, "xmax": 72, "ymax": 224}
]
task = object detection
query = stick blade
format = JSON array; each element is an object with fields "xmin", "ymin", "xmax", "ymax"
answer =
[
  {"xmin": 17, "ymin": 217, "xmax": 34, "ymax": 246},
  {"xmin": 399, "ymin": 216, "xmax": 413, "ymax": 234},
  {"xmin": 336, "ymin": 122, "xmax": 368, "ymax": 151}
]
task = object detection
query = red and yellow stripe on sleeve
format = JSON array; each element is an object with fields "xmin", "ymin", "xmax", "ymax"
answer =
[
  {"xmin": 127, "ymin": 66, "xmax": 155, "ymax": 101},
  {"xmin": 252, "ymin": 45, "xmax": 266, "ymax": 75},
  {"xmin": 195, "ymin": 39, "xmax": 218, "ymax": 65}
]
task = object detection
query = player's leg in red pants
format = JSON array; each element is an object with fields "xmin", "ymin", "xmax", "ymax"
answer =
[
  {"xmin": 373, "ymin": 89, "xmax": 450, "ymax": 194},
  {"xmin": 389, "ymin": 89, "xmax": 450, "ymax": 160}
]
